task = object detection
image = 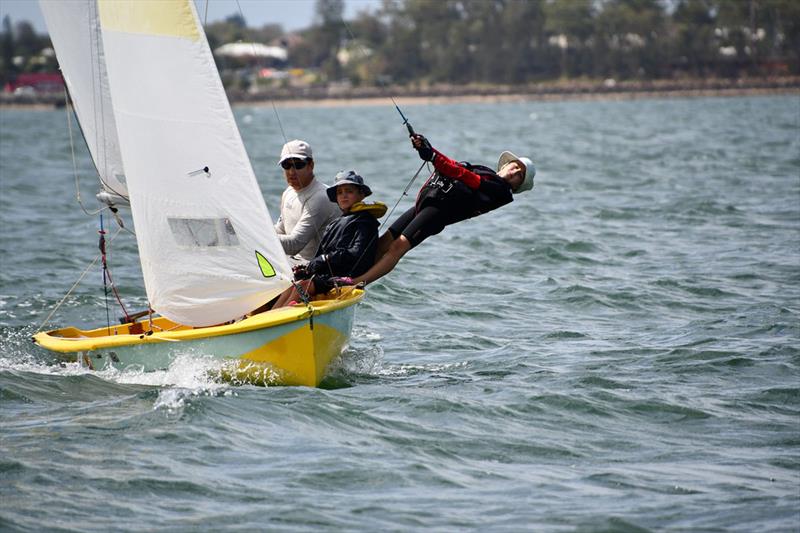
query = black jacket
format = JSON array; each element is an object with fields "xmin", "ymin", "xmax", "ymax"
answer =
[{"xmin": 305, "ymin": 210, "xmax": 379, "ymax": 279}]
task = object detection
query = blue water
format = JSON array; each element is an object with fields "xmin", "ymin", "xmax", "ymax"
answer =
[{"xmin": 1, "ymin": 94, "xmax": 799, "ymax": 531}]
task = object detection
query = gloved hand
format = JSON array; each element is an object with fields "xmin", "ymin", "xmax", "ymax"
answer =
[
  {"xmin": 304, "ymin": 254, "xmax": 325, "ymax": 276},
  {"xmin": 411, "ymin": 134, "xmax": 434, "ymax": 162},
  {"xmin": 292, "ymin": 264, "xmax": 310, "ymax": 281},
  {"xmin": 315, "ymin": 276, "xmax": 356, "ymax": 295}
]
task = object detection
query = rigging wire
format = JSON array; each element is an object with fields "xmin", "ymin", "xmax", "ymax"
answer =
[
  {"xmin": 339, "ymin": 15, "xmax": 428, "ymax": 208},
  {"xmin": 310, "ymin": 17, "xmax": 434, "ymax": 286},
  {"xmin": 270, "ymin": 100, "xmax": 289, "ymax": 144},
  {"xmin": 268, "ymin": 15, "xmax": 435, "ymax": 295},
  {"xmin": 231, "ymin": 0, "xmax": 289, "ymax": 144},
  {"xmin": 35, "ymin": 226, "xmax": 124, "ymax": 334},
  {"xmin": 98, "ymin": 214, "xmax": 132, "ymax": 328},
  {"xmin": 100, "ymin": 215, "xmax": 111, "ymax": 334},
  {"xmin": 231, "ymin": 0, "xmax": 318, "ymax": 317},
  {"xmin": 340, "ymin": 18, "xmax": 416, "ymax": 135},
  {"xmin": 85, "ymin": 0, "xmax": 130, "ymax": 210},
  {"xmin": 214, "ymin": 5, "xmax": 427, "ymax": 303},
  {"xmin": 93, "ymin": 0, "xmax": 109, "ymax": 206},
  {"xmin": 379, "ymin": 161, "xmax": 429, "ymax": 232},
  {"xmin": 65, "ymin": 87, "xmax": 104, "ymax": 217},
  {"xmin": 49, "ymin": 13, "xmax": 138, "ymax": 336},
  {"xmin": 234, "ymin": 0, "xmax": 323, "ymax": 300},
  {"xmin": 64, "ymin": 86, "xmax": 135, "ymax": 234}
]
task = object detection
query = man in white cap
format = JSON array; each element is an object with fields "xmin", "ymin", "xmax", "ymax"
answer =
[
  {"xmin": 352, "ymin": 133, "xmax": 534, "ymax": 286},
  {"xmin": 274, "ymin": 139, "xmax": 340, "ymax": 264}
]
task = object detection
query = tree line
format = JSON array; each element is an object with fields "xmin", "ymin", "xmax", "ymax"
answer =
[
  {"xmin": 2, "ymin": 0, "xmax": 798, "ymax": 91},
  {"xmin": 310, "ymin": 0, "xmax": 799, "ymax": 85}
]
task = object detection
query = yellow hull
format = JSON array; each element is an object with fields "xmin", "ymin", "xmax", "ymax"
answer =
[{"xmin": 33, "ymin": 289, "xmax": 364, "ymax": 387}]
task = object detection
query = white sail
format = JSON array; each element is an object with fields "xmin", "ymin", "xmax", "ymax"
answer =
[
  {"xmin": 39, "ymin": 0, "xmax": 129, "ymax": 203},
  {"xmin": 93, "ymin": 0, "xmax": 292, "ymax": 326}
]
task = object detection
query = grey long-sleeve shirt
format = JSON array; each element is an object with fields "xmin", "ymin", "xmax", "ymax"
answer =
[{"xmin": 274, "ymin": 178, "xmax": 340, "ymax": 263}]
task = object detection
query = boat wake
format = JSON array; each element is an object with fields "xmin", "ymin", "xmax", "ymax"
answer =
[
  {"xmin": 3, "ymin": 323, "xmax": 401, "ymax": 396},
  {"xmin": 1, "ymin": 328, "xmax": 232, "ymax": 409}
]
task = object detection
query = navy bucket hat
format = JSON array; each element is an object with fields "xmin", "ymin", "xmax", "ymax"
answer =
[{"xmin": 326, "ymin": 170, "xmax": 372, "ymax": 202}]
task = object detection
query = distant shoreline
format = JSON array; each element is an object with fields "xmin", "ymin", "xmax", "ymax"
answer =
[
  {"xmin": 264, "ymin": 85, "xmax": 799, "ymax": 109},
  {"xmin": 241, "ymin": 76, "xmax": 800, "ymax": 108},
  {"xmin": 2, "ymin": 76, "xmax": 798, "ymax": 110}
]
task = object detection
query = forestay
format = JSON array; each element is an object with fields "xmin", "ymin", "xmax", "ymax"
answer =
[
  {"xmin": 39, "ymin": 0, "xmax": 128, "ymax": 203},
  {"xmin": 78, "ymin": 0, "xmax": 290, "ymax": 326}
]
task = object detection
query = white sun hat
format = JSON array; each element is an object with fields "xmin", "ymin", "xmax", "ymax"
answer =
[{"xmin": 498, "ymin": 151, "xmax": 535, "ymax": 193}]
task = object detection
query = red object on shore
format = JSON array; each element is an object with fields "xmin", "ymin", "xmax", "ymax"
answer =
[{"xmin": 5, "ymin": 72, "xmax": 64, "ymax": 94}]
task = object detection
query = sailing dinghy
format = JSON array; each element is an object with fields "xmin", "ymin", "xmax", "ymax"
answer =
[{"xmin": 33, "ymin": 0, "xmax": 363, "ymax": 387}]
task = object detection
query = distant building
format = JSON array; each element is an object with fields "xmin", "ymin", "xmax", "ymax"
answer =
[{"xmin": 214, "ymin": 42, "xmax": 288, "ymax": 63}]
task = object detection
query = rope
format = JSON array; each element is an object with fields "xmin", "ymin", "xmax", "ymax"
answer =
[
  {"xmin": 290, "ymin": 279, "xmax": 315, "ymax": 326},
  {"xmin": 332, "ymin": 283, "xmax": 361, "ymax": 302},
  {"xmin": 36, "ymin": 226, "xmax": 123, "ymax": 333}
]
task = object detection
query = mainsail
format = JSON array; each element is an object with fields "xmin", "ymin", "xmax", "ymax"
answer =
[
  {"xmin": 40, "ymin": 0, "xmax": 128, "ymax": 203},
  {"xmin": 41, "ymin": 0, "xmax": 293, "ymax": 326}
]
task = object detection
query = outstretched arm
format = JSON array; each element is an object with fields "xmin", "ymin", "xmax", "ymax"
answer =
[
  {"xmin": 430, "ymin": 149, "xmax": 481, "ymax": 190},
  {"xmin": 411, "ymin": 134, "xmax": 481, "ymax": 190}
]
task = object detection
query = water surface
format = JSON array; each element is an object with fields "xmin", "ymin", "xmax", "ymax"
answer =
[{"xmin": 1, "ymin": 95, "xmax": 799, "ymax": 531}]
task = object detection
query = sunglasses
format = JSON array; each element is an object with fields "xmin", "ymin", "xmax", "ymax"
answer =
[{"xmin": 281, "ymin": 159, "xmax": 308, "ymax": 170}]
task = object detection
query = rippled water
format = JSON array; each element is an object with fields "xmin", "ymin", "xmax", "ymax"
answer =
[{"xmin": 1, "ymin": 95, "xmax": 799, "ymax": 531}]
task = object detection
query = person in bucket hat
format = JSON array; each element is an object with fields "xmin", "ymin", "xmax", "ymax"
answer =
[
  {"xmin": 351, "ymin": 133, "xmax": 535, "ymax": 287},
  {"xmin": 271, "ymin": 171, "xmax": 387, "ymax": 308},
  {"xmin": 273, "ymin": 139, "xmax": 340, "ymax": 264},
  {"xmin": 325, "ymin": 170, "xmax": 372, "ymax": 202}
]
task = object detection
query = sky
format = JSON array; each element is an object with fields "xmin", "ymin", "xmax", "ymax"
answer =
[{"xmin": 0, "ymin": 0, "xmax": 382, "ymax": 34}]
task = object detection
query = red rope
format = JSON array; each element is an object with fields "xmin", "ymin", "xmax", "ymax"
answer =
[{"xmin": 99, "ymin": 228, "xmax": 132, "ymax": 323}]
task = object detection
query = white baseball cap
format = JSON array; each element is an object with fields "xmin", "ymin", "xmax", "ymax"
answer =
[{"xmin": 278, "ymin": 139, "xmax": 313, "ymax": 164}]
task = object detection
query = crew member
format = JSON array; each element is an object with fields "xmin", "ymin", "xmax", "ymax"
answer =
[
  {"xmin": 274, "ymin": 139, "xmax": 340, "ymax": 264},
  {"xmin": 352, "ymin": 133, "xmax": 535, "ymax": 286}
]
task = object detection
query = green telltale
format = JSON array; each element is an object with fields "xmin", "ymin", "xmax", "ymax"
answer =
[{"xmin": 255, "ymin": 250, "xmax": 276, "ymax": 278}]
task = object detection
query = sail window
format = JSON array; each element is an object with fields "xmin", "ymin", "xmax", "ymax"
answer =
[{"xmin": 168, "ymin": 217, "xmax": 239, "ymax": 247}]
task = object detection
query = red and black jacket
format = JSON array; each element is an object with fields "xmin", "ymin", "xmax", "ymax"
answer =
[{"xmin": 416, "ymin": 149, "xmax": 513, "ymax": 223}]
